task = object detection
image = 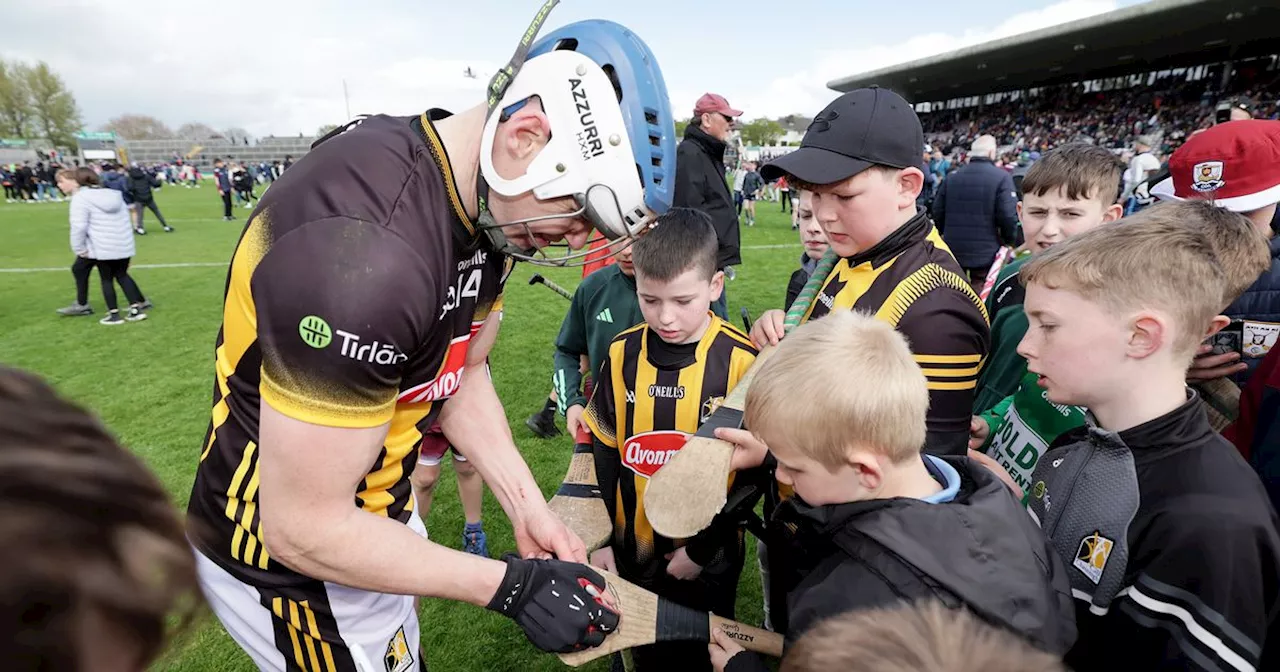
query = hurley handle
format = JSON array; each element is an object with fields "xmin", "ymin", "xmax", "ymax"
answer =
[{"xmin": 782, "ymin": 249, "xmax": 839, "ymax": 333}]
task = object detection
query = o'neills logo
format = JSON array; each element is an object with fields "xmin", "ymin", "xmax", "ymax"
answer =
[
  {"xmin": 621, "ymin": 430, "xmax": 689, "ymax": 479},
  {"xmin": 648, "ymin": 384, "xmax": 685, "ymax": 399}
]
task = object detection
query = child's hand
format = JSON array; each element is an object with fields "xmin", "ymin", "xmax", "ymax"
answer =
[
  {"xmin": 665, "ymin": 547, "xmax": 703, "ymax": 581},
  {"xmin": 708, "ymin": 626, "xmax": 746, "ymax": 672},
  {"xmin": 715, "ymin": 427, "xmax": 769, "ymax": 471},
  {"xmin": 749, "ymin": 309, "xmax": 786, "ymax": 348},
  {"xmin": 589, "ymin": 546, "xmax": 617, "ymax": 573},
  {"xmin": 1187, "ymin": 343, "xmax": 1247, "ymax": 381},
  {"xmin": 566, "ymin": 404, "xmax": 586, "ymax": 438},
  {"xmin": 968, "ymin": 416, "xmax": 990, "ymax": 450}
]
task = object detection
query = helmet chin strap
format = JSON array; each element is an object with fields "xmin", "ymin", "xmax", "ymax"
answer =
[{"xmin": 473, "ymin": 0, "xmax": 560, "ymax": 256}]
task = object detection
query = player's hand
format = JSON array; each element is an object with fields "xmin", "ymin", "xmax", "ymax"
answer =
[
  {"xmin": 968, "ymin": 416, "xmax": 991, "ymax": 451},
  {"xmin": 708, "ymin": 626, "xmax": 747, "ymax": 672},
  {"xmin": 1187, "ymin": 344, "xmax": 1247, "ymax": 381},
  {"xmin": 589, "ymin": 546, "xmax": 617, "ymax": 573},
  {"xmin": 968, "ymin": 449, "xmax": 1023, "ymax": 499},
  {"xmin": 566, "ymin": 404, "xmax": 586, "ymax": 438},
  {"xmin": 487, "ymin": 555, "xmax": 620, "ymax": 653},
  {"xmin": 749, "ymin": 309, "xmax": 786, "ymax": 348},
  {"xmin": 514, "ymin": 501, "xmax": 588, "ymax": 563},
  {"xmin": 715, "ymin": 427, "xmax": 769, "ymax": 471},
  {"xmin": 665, "ymin": 547, "xmax": 703, "ymax": 581}
]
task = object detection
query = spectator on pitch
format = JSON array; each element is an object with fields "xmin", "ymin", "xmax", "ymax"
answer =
[
  {"xmin": 784, "ymin": 188, "xmax": 827, "ymax": 310},
  {"xmin": 971, "ymin": 144, "xmax": 1126, "ymax": 442},
  {"xmin": 740, "ymin": 160, "xmax": 763, "ymax": 227},
  {"xmin": 1123, "ymin": 135, "xmax": 1160, "ymax": 197},
  {"xmin": 929, "ymin": 148, "xmax": 950, "ymax": 182},
  {"xmin": 674, "ymin": 93, "xmax": 743, "ymax": 320},
  {"xmin": 918, "ymin": 145, "xmax": 938, "ymax": 211},
  {"xmin": 777, "ymin": 175, "xmax": 791, "ymax": 213},
  {"xmin": 0, "ymin": 365, "xmax": 199, "ymax": 671},
  {"xmin": 234, "ymin": 161, "xmax": 258, "ymax": 209},
  {"xmin": 15, "ymin": 161, "xmax": 34, "ymax": 202},
  {"xmin": 584, "ymin": 212, "xmax": 762, "ymax": 672},
  {"xmin": 730, "ymin": 161, "xmax": 746, "ymax": 216},
  {"xmin": 711, "ymin": 311, "xmax": 1076, "ymax": 672},
  {"xmin": 57, "ymin": 168, "xmax": 151, "ymax": 324},
  {"xmin": 754, "ymin": 87, "xmax": 990, "ymax": 457},
  {"xmin": 213, "ymin": 158, "xmax": 234, "ymax": 221},
  {"xmin": 1009, "ymin": 150, "xmax": 1037, "ymax": 199},
  {"xmin": 1228, "ymin": 345, "xmax": 1280, "ymax": 512},
  {"xmin": 931, "ymin": 134, "xmax": 1020, "ymax": 284},
  {"xmin": 713, "ymin": 601, "xmax": 1068, "ymax": 672},
  {"xmin": 126, "ymin": 163, "xmax": 173, "ymax": 234},
  {"xmin": 1152, "ymin": 119, "xmax": 1280, "ymax": 386},
  {"xmin": 282, "ymin": 154, "xmax": 293, "ymax": 171},
  {"xmin": 410, "ymin": 424, "xmax": 490, "ymax": 557},
  {"xmin": 1, "ymin": 165, "xmax": 14, "ymax": 202},
  {"xmin": 1016, "ymin": 219, "xmax": 1279, "ymax": 672}
]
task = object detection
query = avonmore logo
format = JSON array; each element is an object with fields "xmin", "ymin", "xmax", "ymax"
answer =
[{"xmin": 621, "ymin": 430, "xmax": 689, "ymax": 479}]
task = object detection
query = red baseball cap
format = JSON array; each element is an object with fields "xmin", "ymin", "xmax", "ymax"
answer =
[
  {"xmin": 693, "ymin": 93, "xmax": 743, "ymax": 118},
  {"xmin": 1151, "ymin": 119, "xmax": 1280, "ymax": 212}
]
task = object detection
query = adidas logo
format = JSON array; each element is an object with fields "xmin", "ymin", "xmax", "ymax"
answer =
[{"xmin": 596, "ymin": 308, "xmax": 614, "ymax": 323}]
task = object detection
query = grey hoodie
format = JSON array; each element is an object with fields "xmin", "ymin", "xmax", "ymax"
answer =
[{"xmin": 70, "ymin": 187, "xmax": 135, "ymax": 261}]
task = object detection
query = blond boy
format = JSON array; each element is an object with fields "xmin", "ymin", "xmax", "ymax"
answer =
[{"xmin": 1019, "ymin": 219, "xmax": 1280, "ymax": 671}]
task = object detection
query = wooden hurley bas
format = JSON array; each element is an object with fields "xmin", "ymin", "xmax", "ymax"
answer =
[
  {"xmin": 558, "ymin": 571, "xmax": 783, "ymax": 667},
  {"xmin": 642, "ymin": 346, "xmax": 778, "ymax": 539},
  {"xmin": 546, "ymin": 443, "xmax": 613, "ymax": 552}
]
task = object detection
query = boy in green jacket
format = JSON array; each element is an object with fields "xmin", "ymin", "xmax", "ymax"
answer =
[{"xmin": 968, "ymin": 145, "xmax": 1124, "ymax": 490}]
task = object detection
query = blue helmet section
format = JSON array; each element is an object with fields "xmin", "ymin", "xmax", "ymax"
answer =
[{"xmin": 529, "ymin": 20, "xmax": 676, "ymax": 219}]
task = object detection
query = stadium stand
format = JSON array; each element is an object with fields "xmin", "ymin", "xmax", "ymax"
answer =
[{"xmin": 122, "ymin": 135, "xmax": 314, "ymax": 169}]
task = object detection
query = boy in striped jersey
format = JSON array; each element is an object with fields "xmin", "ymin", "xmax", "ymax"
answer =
[{"xmin": 584, "ymin": 210, "xmax": 760, "ymax": 672}]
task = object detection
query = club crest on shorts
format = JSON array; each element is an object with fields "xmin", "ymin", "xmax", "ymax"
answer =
[
  {"xmin": 621, "ymin": 430, "xmax": 690, "ymax": 479},
  {"xmin": 1073, "ymin": 531, "xmax": 1114, "ymax": 584},
  {"xmin": 384, "ymin": 626, "xmax": 414, "ymax": 672},
  {"xmin": 1191, "ymin": 160, "xmax": 1225, "ymax": 192}
]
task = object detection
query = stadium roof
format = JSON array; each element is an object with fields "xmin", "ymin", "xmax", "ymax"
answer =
[{"xmin": 827, "ymin": 0, "xmax": 1280, "ymax": 102}]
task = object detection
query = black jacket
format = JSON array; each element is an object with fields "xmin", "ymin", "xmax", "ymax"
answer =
[
  {"xmin": 126, "ymin": 167, "xmax": 158, "ymax": 203},
  {"xmin": 931, "ymin": 157, "xmax": 1019, "ymax": 268},
  {"xmin": 674, "ymin": 125, "xmax": 740, "ymax": 268},
  {"xmin": 751, "ymin": 457, "xmax": 1076, "ymax": 665},
  {"xmin": 1029, "ymin": 394, "xmax": 1280, "ymax": 672}
]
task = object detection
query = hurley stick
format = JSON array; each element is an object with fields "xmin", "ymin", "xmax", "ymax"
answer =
[
  {"xmin": 547, "ymin": 443, "xmax": 613, "ymax": 552},
  {"xmin": 644, "ymin": 250, "xmax": 840, "ymax": 538},
  {"xmin": 558, "ymin": 570, "xmax": 783, "ymax": 666},
  {"xmin": 529, "ymin": 273, "xmax": 574, "ymax": 300}
]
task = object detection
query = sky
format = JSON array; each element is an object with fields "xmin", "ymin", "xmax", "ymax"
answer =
[{"xmin": 1, "ymin": 0, "xmax": 1148, "ymax": 138}]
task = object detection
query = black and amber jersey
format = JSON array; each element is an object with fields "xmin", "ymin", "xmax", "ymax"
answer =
[
  {"xmin": 802, "ymin": 210, "xmax": 989, "ymax": 455},
  {"xmin": 583, "ymin": 316, "xmax": 757, "ymax": 578},
  {"xmin": 187, "ymin": 112, "xmax": 512, "ymax": 587}
]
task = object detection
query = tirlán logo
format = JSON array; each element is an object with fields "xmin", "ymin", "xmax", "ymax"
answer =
[
  {"xmin": 570, "ymin": 78, "xmax": 605, "ymax": 161},
  {"xmin": 621, "ymin": 430, "xmax": 690, "ymax": 479}
]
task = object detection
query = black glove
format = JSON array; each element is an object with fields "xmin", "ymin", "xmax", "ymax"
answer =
[{"xmin": 487, "ymin": 554, "xmax": 619, "ymax": 653}]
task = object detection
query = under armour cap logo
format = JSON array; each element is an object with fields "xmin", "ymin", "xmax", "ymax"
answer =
[{"xmin": 809, "ymin": 109, "xmax": 840, "ymax": 132}]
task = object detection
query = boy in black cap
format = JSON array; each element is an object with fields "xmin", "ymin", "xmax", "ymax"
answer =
[{"xmin": 749, "ymin": 87, "xmax": 989, "ymax": 455}]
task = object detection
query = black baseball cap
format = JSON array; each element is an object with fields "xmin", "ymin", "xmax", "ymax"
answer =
[{"xmin": 761, "ymin": 87, "xmax": 924, "ymax": 184}]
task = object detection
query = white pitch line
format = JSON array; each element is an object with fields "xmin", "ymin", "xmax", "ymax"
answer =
[
  {"xmin": 0, "ymin": 261, "xmax": 228, "ymax": 273},
  {"xmin": 1, "ymin": 244, "xmax": 799, "ymax": 273}
]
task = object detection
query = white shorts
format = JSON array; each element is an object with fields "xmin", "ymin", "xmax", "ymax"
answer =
[{"xmin": 196, "ymin": 515, "xmax": 428, "ymax": 672}]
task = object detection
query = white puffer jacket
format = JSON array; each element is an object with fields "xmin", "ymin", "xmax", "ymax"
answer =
[{"xmin": 70, "ymin": 187, "xmax": 135, "ymax": 261}]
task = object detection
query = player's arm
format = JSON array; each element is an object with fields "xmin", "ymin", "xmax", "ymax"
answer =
[
  {"xmin": 894, "ymin": 287, "xmax": 989, "ymax": 456},
  {"xmin": 441, "ymin": 309, "xmax": 588, "ymax": 562}
]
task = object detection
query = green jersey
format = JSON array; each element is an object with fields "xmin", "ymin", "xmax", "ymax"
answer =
[
  {"xmin": 552, "ymin": 265, "xmax": 643, "ymax": 413},
  {"xmin": 979, "ymin": 369, "xmax": 1087, "ymax": 492},
  {"xmin": 973, "ymin": 252, "xmax": 1033, "ymax": 413}
]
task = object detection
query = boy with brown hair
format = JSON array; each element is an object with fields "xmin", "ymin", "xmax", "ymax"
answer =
[
  {"xmin": 584, "ymin": 209, "xmax": 760, "ymax": 672},
  {"xmin": 709, "ymin": 311, "xmax": 1075, "ymax": 672},
  {"xmin": 741, "ymin": 600, "xmax": 1067, "ymax": 672},
  {"xmin": 1020, "ymin": 219, "xmax": 1280, "ymax": 672}
]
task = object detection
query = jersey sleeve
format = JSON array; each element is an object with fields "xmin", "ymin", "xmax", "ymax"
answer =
[
  {"xmin": 553, "ymin": 282, "xmax": 591, "ymax": 413},
  {"xmin": 582, "ymin": 350, "xmax": 619, "ymax": 448},
  {"xmin": 1119, "ymin": 511, "xmax": 1278, "ymax": 672},
  {"xmin": 895, "ymin": 287, "xmax": 990, "ymax": 456},
  {"xmin": 252, "ymin": 218, "xmax": 437, "ymax": 428}
]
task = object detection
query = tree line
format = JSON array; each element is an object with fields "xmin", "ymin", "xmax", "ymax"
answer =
[{"xmin": 0, "ymin": 58, "xmax": 82, "ymax": 149}]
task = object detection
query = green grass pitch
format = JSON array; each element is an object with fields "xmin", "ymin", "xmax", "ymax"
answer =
[{"xmin": 0, "ymin": 183, "xmax": 802, "ymax": 671}]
